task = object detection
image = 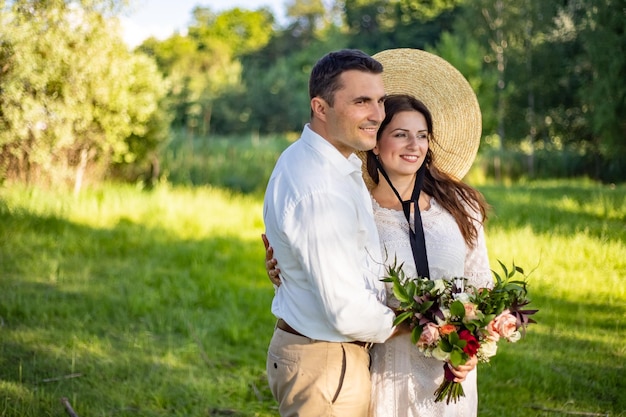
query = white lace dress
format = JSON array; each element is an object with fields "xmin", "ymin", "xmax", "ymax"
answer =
[{"xmin": 369, "ymin": 197, "xmax": 493, "ymax": 417}]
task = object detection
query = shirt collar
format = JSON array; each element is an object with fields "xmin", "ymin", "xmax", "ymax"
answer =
[{"xmin": 301, "ymin": 124, "xmax": 365, "ymax": 177}]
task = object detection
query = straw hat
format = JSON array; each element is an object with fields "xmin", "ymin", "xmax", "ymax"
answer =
[{"xmin": 360, "ymin": 48, "xmax": 482, "ymax": 184}]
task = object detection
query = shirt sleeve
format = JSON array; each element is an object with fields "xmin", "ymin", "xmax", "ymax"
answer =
[{"xmin": 283, "ymin": 189, "xmax": 396, "ymax": 343}]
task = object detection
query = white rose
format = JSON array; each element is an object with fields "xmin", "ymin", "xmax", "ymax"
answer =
[
  {"xmin": 507, "ymin": 330, "xmax": 522, "ymax": 343},
  {"xmin": 431, "ymin": 346, "xmax": 450, "ymax": 362},
  {"xmin": 432, "ymin": 279, "xmax": 446, "ymax": 294},
  {"xmin": 479, "ymin": 339, "xmax": 498, "ymax": 358},
  {"xmin": 454, "ymin": 292, "xmax": 471, "ymax": 303}
]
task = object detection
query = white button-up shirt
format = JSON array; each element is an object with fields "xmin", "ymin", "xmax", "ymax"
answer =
[{"xmin": 263, "ymin": 124, "xmax": 395, "ymax": 343}]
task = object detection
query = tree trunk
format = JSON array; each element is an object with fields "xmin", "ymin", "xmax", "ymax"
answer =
[
  {"xmin": 74, "ymin": 147, "xmax": 89, "ymax": 196},
  {"xmin": 525, "ymin": 0, "xmax": 535, "ymax": 178}
]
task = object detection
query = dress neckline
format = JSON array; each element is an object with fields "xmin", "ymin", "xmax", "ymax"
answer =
[{"xmin": 371, "ymin": 195, "xmax": 437, "ymax": 215}]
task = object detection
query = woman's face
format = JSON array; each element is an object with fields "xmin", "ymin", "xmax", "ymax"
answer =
[{"xmin": 374, "ymin": 110, "xmax": 429, "ymax": 178}]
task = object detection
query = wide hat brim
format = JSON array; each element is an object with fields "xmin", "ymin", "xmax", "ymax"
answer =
[{"xmin": 361, "ymin": 48, "xmax": 482, "ymax": 183}]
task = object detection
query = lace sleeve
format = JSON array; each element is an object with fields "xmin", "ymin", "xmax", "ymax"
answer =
[{"xmin": 464, "ymin": 211, "xmax": 493, "ymax": 289}]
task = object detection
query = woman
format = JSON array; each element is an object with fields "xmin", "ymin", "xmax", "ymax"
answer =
[
  {"xmin": 363, "ymin": 93, "xmax": 492, "ymax": 417},
  {"xmin": 265, "ymin": 49, "xmax": 494, "ymax": 416}
]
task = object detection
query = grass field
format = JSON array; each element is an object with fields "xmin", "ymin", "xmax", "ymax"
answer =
[{"xmin": 0, "ymin": 179, "xmax": 624, "ymax": 416}]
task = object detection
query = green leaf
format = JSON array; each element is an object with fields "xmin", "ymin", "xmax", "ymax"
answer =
[
  {"xmin": 419, "ymin": 300, "xmax": 435, "ymax": 312},
  {"xmin": 497, "ymin": 259, "xmax": 509, "ymax": 278},
  {"xmin": 411, "ymin": 326, "xmax": 423, "ymax": 345},
  {"xmin": 392, "ymin": 279, "xmax": 410, "ymax": 303},
  {"xmin": 450, "ymin": 349, "xmax": 464, "ymax": 367},
  {"xmin": 440, "ymin": 338, "xmax": 453, "ymax": 352},
  {"xmin": 483, "ymin": 314, "xmax": 496, "ymax": 323},
  {"xmin": 450, "ymin": 300, "xmax": 465, "ymax": 317},
  {"xmin": 406, "ymin": 280, "xmax": 417, "ymax": 299},
  {"xmin": 393, "ymin": 311, "xmax": 413, "ymax": 326}
]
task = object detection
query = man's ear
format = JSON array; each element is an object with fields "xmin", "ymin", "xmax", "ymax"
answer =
[{"xmin": 311, "ymin": 97, "xmax": 328, "ymax": 121}]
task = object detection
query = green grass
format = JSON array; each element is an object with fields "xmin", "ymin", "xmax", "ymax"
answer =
[
  {"xmin": 0, "ymin": 179, "xmax": 624, "ymax": 416},
  {"xmin": 0, "ymin": 183, "xmax": 275, "ymax": 416},
  {"xmin": 159, "ymin": 131, "xmax": 292, "ymax": 194},
  {"xmin": 478, "ymin": 180, "xmax": 625, "ymax": 417}
]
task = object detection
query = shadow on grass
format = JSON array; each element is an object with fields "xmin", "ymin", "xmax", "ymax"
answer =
[
  {"xmin": 0, "ymin": 205, "xmax": 277, "ymax": 416},
  {"xmin": 479, "ymin": 183, "xmax": 625, "ymax": 241},
  {"xmin": 2, "ymin": 182, "xmax": 623, "ymax": 416},
  {"xmin": 478, "ymin": 292, "xmax": 625, "ymax": 417}
]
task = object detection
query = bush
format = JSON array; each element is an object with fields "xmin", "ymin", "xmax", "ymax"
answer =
[{"xmin": 159, "ymin": 130, "xmax": 292, "ymax": 194}]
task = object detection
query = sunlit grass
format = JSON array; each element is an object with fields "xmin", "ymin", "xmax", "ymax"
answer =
[
  {"xmin": 0, "ymin": 179, "xmax": 624, "ymax": 416},
  {"xmin": 1, "ymin": 182, "xmax": 275, "ymax": 416},
  {"xmin": 478, "ymin": 180, "xmax": 625, "ymax": 417}
]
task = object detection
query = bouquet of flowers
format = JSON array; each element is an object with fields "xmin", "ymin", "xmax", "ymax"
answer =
[{"xmin": 383, "ymin": 259, "xmax": 538, "ymax": 404}]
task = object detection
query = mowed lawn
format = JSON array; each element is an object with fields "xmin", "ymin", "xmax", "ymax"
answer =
[{"xmin": 0, "ymin": 179, "xmax": 624, "ymax": 416}]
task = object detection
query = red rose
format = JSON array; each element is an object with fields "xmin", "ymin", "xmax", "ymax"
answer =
[{"xmin": 458, "ymin": 330, "xmax": 479, "ymax": 356}]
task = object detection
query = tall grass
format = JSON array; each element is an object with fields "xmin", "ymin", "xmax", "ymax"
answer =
[
  {"xmin": 159, "ymin": 130, "xmax": 292, "ymax": 194},
  {"xmin": 1, "ymin": 178, "xmax": 624, "ymax": 416}
]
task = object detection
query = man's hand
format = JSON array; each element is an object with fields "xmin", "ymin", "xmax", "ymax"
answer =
[{"xmin": 262, "ymin": 233, "xmax": 282, "ymax": 287}]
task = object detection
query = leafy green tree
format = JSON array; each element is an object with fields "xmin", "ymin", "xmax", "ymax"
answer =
[
  {"xmin": 285, "ymin": 0, "xmax": 329, "ymax": 41},
  {"xmin": 188, "ymin": 6, "xmax": 274, "ymax": 57},
  {"xmin": 453, "ymin": 0, "xmax": 592, "ymax": 179},
  {"xmin": 234, "ymin": 2, "xmax": 349, "ymax": 135},
  {"xmin": 0, "ymin": 0, "xmax": 168, "ymax": 190},
  {"xmin": 139, "ymin": 6, "xmax": 274, "ymax": 136},
  {"xmin": 431, "ymin": 31, "xmax": 499, "ymax": 146},
  {"xmin": 578, "ymin": 0, "xmax": 626, "ymax": 181},
  {"xmin": 342, "ymin": 0, "xmax": 463, "ymax": 52},
  {"xmin": 109, "ymin": 52, "xmax": 173, "ymax": 186},
  {"xmin": 455, "ymin": 0, "xmax": 624, "ymax": 181},
  {"xmin": 234, "ymin": 53, "xmax": 311, "ymax": 134}
]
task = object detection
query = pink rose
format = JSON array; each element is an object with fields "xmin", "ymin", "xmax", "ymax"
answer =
[
  {"xmin": 417, "ymin": 322, "xmax": 440, "ymax": 348},
  {"xmin": 491, "ymin": 310, "xmax": 518, "ymax": 339},
  {"xmin": 486, "ymin": 319, "xmax": 500, "ymax": 342},
  {"xmin": 463, "ymin": 303, "xmax": 479, "ymax": 321}
]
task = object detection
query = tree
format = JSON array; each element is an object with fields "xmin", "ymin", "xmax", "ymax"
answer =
[
  {"xmin": 453, "ymin": 0, "xmax": 590, "ymax": 179},
  {"xmin": 234, "ymin": 2, "xmax": 349, "ymax": 135},
  {"xmin": 0, "ymin": 0, "xmax": 168, "ymax": 191},
  {"xmin": 139, "ymin": 6, "xmax": 275, "ymax": 136},
  {"xmin": 431, "ymin": 31, "xmax": 499, "ymax": 148},
  {"xmin": 342, "ymin": 0, "xmax": 463, "ymax": 52},
  {"xmin": 189, "ymin": 6, "xmax": 274, "ymax": 57},
  {"xmin": 579, "ymin": 0, "xmax": 626, "ymax": 181},
  {"xmin": 285, "ymin": 0, "xmax": 328, "ymax": 41}
]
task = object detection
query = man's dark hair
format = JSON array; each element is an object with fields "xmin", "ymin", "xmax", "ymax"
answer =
[{"xmin": 309, "ymin": 49, "xmax": 383, "ymax": 107}]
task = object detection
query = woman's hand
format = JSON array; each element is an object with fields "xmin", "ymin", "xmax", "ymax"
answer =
[
  {"xmin": 262, "ymin": 233, "xmax": 282, "ymax": 287},
  {"xmin": 448, "ymin": 355, "xmax": 478, "ymax": 383},
  {"xmin": 388, "ymin": 320, "xmax": 412, "ymax": 339}
]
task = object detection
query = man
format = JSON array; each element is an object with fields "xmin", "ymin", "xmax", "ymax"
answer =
[{"xmin": 263, "ymin": 49, "xmax": 396, "ymax": 416}]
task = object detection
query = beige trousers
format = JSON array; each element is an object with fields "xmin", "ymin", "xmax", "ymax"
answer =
[{"xmin": 267, "ymin": 327, "xmax": 372, "ymax": 417}]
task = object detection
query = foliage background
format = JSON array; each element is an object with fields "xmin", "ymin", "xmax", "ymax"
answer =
[
  {"xmin": 1, "ymin": 0, "xmax": 625, "ymax": 189},
  {"xmin": 0, "ymin": 0, "xmax": 625, "ymax": 415}
]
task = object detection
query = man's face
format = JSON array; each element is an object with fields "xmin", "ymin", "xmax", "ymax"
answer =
[{"xmin": 322, "ymin": 70, "xmax": 386, "ymax": 158}]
